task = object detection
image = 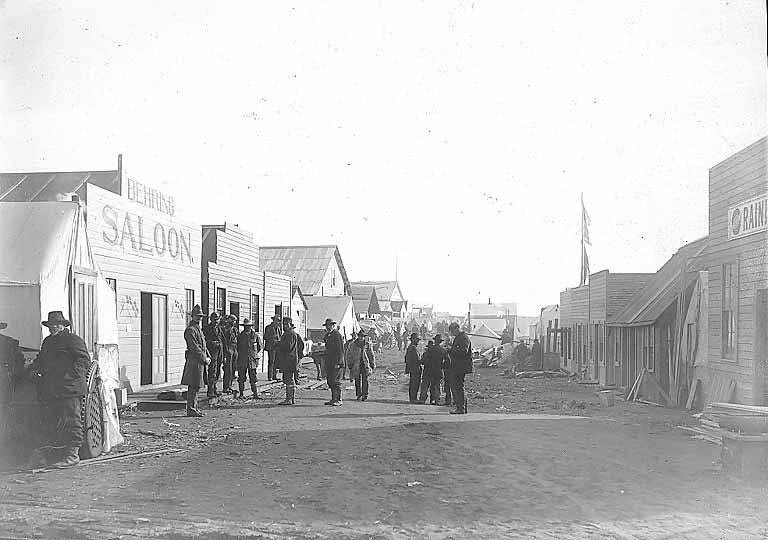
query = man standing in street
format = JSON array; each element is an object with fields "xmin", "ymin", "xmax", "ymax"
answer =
[
  {"xmin": 323, "ymin": 318, "xmax": 345, "ymax": 406},
  {"xmin": 264, "ymin": 315, "xmax": 282, "ymax": 381},
  {"xmin": 182, "ymin": 305, "xmax": 209, "ymax": 418},
  {"xmin": 404, "ymin": 332, "xmax": 422, "ymax": 404},
  {"xmin": 419, "ymin": 334, "xmax": 448, "ymax": 405},
  {"xmin": 236, "ymin": 319, "xmax": 263, "ymax": 400},
  {"xmin": 531, "ymin": 338, "xmax": 544, "ymax": 371},
  {"xmin": 203, "ymin": 312, "xmax": 223, "ymax": 398},
  {"xmin": 221, "ymin": 315, "xmax": 238, "ymax": 394},
  {"xmin": 28, "ymin": 311, "xmax": 91, "ymax": 468},
  {"xmin": 346, "ymin": 330, "xmax": 375, "ymax": 401},
  {"xmin": 448, "ymin": 322, "xmax": 472, "ymax": 414},
  {"xmin": 277, "ymin": 317, "xmax": 299, "ymax": 406}
]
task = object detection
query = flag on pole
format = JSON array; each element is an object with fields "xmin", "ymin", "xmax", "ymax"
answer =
[
  {"xmin": 580, "ymin": 193, "xmax": 591, "ymax": 285},
  {"xmin": 580, "ymin": 244, "xmax": 590, "ymax": 286}
]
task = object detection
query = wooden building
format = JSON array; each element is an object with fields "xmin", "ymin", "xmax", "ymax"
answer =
[
  {"xmin": 350, "ymin": 284, "xmax": 381, "ymax": 319},
  {"xmin": 352, "ymin": 281, "xmax": 407, "ymax": 321},
  {"xmin": 259, "ymin": 245, "xmax": 351, "ymax": 297},
  {"xmin": 559, "ymin": 271, "xmax": 653, "ymax": 382},
  {"xmin": 292, "ymin": 286, "xmax": 308, "ymax": 339},
  {"xmin": 702, "ymin": 137, "xmax": 768, "ymax": 405}
]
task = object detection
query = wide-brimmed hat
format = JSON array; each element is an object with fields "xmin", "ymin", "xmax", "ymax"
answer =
[
  {"xmin": 240, "ymin": 318, "xmax": 254, "ymax": 327},
  {"xmin": 271, "ymin": 315, "xmax": 281, "ymax": 321},
  {"xmin": 433, "ymin": 334, "xmax": 444, "ymax": 344},
  {"xmin": 42, "ymin": 311, "xmax": 71, "ymax": 327},
  {"xmin": 283, "ymin": 316, "xmax": 294, "ymax": 325},
  {"xmin": 209, "ymin": 312, "xmax": 220, "ymax": 320},
  {"xmin": 410, "ymin": 332, "xmax": 420, "ymax": 341},
  {"xmin": 189, "ymin": 305, "xmax": 204, "ymax": 318},
  {"xmin": 323, "ymin": 318, "xmax": 336, "ymax": 327}
]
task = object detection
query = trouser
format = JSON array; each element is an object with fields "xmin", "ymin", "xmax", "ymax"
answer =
[
  {"xmin": 408, "ymin": 368, "xmax": 422, "ymax": 402},
  {"xmin": 266, "ymin": 349, "xmax": 277, "ymax": 380},
  {"xmin": 223, "ymin": 350, "xmax": 236, "ymax": 390},
  {"xmin": 419, "ymin": 375, "xmax": 441, "ymax": 403},
  {"xmin": 282, "ymin": 370, "xmax": 296, "ymax": 389},
  {"xmin": 43, "ymin": 397, "xmax": 84, "ymax": 449},
  {"xmin": 206, "ymin": 345, "xmax": 222, "ymax": 394},
  {"xmin": 326, "ymin": 364, "xmax": 343, "ymax": 402},
  {"xmin": 443, "ymin": 369, "xmax": 453, "ymax": 404},
  {"xmin": 451, "ymin": 371, "xmax": 467, "ymax": 412},
  {"xmin": 186, "ymin": 386, "xmax": 199, "ymax": 412},
  {"xmin": 354, "ymin": 368, "xmax": 369, "ymax": 398},
  {"xmin": 314, "ymin": 360, "xmax": 324, "ymax": 380},
  {"xmin": 237, "ymin": 364, "xmax": 258, "ymax": 390}
]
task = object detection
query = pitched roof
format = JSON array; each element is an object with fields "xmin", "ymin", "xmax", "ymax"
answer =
[
  {"xmin": 350, "ymin": 284, "xmax": 380, "ymax": 315},
  {"xmin": 610, "ymin": 236, "xmax": 709, "ymax": 325},
  {"xmin": 0, "ymin": 170, "xmax": 121, "ymax": 202},
  {"xmin": 292, "ymin": 286, "xmax": 308, "ymax": 310},
  {"xmin": 259, "ymin": 245, "xmax": 351, "ymax": 296},
  {"xmin": 304, "ymin": 295, "xmax": 355, "ymax": 329},
  {"xmin": 350, "ymin": 280, "xmax": 403, "ymax": 302}
]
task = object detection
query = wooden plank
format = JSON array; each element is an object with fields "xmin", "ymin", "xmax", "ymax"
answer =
[
  {"xmin": 627, "ymin": 368, "xmax": 645, "ymax": 401},
  {"xmin": 686, "ymin": 379, "xmax": 699, "ymax": 410},
  {"xmin": 644, "ymin": 370, "xmax": 673, "ymax": 406}
]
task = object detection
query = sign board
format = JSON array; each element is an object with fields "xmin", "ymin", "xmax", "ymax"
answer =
[{"xmin": 728, "ymin": 194, "xmax": 768, "ymax": 241}]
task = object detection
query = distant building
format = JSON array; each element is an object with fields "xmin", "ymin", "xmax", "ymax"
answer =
[
  {"xmin": 351, "ymin": 280, "xmax": 407, "ymax": 321},
  {"xmin": 350, "ymin": 284, "xmax": 381, "ymax": 319},
  {"xmin": 259, "ymin": 245, "xmax": 352, "ymax": 297}
]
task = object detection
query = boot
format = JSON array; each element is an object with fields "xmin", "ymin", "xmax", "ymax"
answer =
[
  {"xmin": 290, "ymin": 386, "xmax": 296, "ymax": 405},
  {"xmin": 187, "ymin": 408, "xmax": 204, "ymax": 417},
  {"xmin": 324, "ymin": 390, "xmax": 334, "ymax": 405},
  {"xmin": 53, "ymin": 447, "xmax": 80, "ymax": 468},
  {"xmin": 237, "ymin": 382, "xmax": 246, "ymax": 399},
  {"xmin": 251, "ymin": 384, "xmax": 262, "ymax": 400},
  {"xmin": 278, "ymin": 386, "xmax": 294, "ymax": 405},
  {"xmin": 331, "ymin": 387, "xmax": 342, "ymax": 406}
]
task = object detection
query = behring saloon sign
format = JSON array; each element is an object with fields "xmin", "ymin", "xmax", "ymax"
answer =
[{"xmin": 728, "ymin": 194, "xmax": 768, "ymax": 240}]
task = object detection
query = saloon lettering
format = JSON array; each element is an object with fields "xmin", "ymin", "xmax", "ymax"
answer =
[{"xmin": 102, "ymin": 204, "xmax": 193, "ymax": 264}]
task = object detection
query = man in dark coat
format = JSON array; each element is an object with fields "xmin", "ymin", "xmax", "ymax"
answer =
[
  {"xmin": 531, "ymin": 338, "xmax": 544, "ymax": 370},
  {"xmin": 221, "ymin": 315, "xmax": 239, "ymax": 394},
  {"xmin": 514, "ymin": 340, "xmax": 530, "ymax": 370},
  {"xmin": 263, "ymin": 316, "xmax": 282, "ymax": 381},
  {"xmin": 203, "ymin": 312, "xmax": 223, "ymax": 398},
  {"xmin": 419, "ymin": 334, "xmax": 448, "ymax": 405},
  {"xmin": 236, "ymin": 319, "xmax": 263, "ymax": 400},
  {"xmin": 277, "ymin": 317, "xmax": 300, "ymax": 405},
  {"xmin": 345, "ymin": 330, "xmax": 375, "ymax": 401},
  {"xmin": 28, "ymin": 311, "xmax": 91, "ymax": 468},
  {"xmin": 323, "ymin": 318, "xmax": 345, "ymax": 406},
  {"xmin": 448, "ymin": 322, "xmax": 472, "ymax": 414},
  {"xmin": 442, "ymin": 340, "xmax": 453, "ymax": 406},
  {"xmin": 404, "ymin": 332, "xmax": 422, "ymax": 404},
  {"xmin": 0, "ymin": 321, "xmax": 25, "ymax": 404},
  {"xmin": 182, "ymin": 305, "xmax": 209, "ymax": 417}
]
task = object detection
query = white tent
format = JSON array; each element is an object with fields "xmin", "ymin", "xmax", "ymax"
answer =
[{"xmin": 470, "ymin": 321, "xmax": 501, "ymax": 351}]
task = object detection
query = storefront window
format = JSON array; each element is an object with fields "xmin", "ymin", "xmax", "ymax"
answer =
[
  {"xmin": 185, "ymin": 289, "xmax": 195, "ymax": 326},
  {"xmin": 722, "ymin": 263, "xmax": 737, "ymax": 358}
]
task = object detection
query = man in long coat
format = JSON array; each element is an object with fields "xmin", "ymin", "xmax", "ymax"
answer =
[
  {"xmin": 345, "ymin": 330, "xmax": 375, "ymax": 401},
  {"xmin": 448, "ymin": 322, "xmax": 472, "ymax": 414},
  {"xmin": 404, "ymin": 332, "xmax": 422, "ymax": 404},
  {"xmin": 203, "ymin": 312, "xmax": 223, "ymax": 398},
  {"xmin": 277, "ymin": 317, "xmax": 300, "ymax": 405},
  {"xmin": 236, "ymin": 318, "xmax": 263, "ymax": 399},
  {"xmin": 29, "ymin": 311, "xmax": 91, "ymax": 468},
  {"xmin": 263, "ymin": 316, "xmax": 282, "ymax": 381},
  {"xmin": 182, "ymin": 305, "xmax": 209, "ymax": 417},
  {"xmin": 323, "ymin": 318, "xmax": 345, "ymax": 406},
  {"xmin": 221, "ymin": 315, "xmax": 239, "ymax": 394},
  {"xmin": 419, "ymin": 334, "xmax": 448, "ymax": 405}
]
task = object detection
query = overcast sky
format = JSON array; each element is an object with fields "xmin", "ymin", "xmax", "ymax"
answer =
[{"xmin": 1, "ymin": 1, "xmax": 766, "ymax": 315}]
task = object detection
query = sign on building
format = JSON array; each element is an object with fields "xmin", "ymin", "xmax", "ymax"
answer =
[{"xmin": 728, "ymin": 194, "xmax": 768, "ymax": 241}]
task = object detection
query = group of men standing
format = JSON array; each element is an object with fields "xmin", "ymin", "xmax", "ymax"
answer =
[{"xmin": 404, "ymin": 321, "xmax": 472, "ymax": 414}]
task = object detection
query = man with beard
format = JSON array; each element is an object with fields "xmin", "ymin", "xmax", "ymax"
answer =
[
  {"xmin": 323, "ymin": 318, "xmax": 345, "ymax": 406},
  {"xmin": 448, "ymin": 322, "xmax": 472, "ymax": 414},
  {"xmin": 203, "ymin": 312, "xmax": 223, "ymax": 398}
]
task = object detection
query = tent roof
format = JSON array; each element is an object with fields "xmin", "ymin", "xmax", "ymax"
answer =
[
  {"xmin": 471, "ymin": 321, "xmax": 501, "ymax": 339},
  {"xmin": 304, "ymin": 295, "xmax": 354, "ymax": 329},
  {"xmin": 611, "ymin": 236, "xmax": 709, "ymax": 325},
  {"xmin": 259, "ymin": 245, "xmax": 351, "ymax": 296},
  {"xmin": 0, "ymin": 170, "xmax": 120, "ymax": 202}
]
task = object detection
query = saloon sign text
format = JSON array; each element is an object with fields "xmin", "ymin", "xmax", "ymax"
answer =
[{"xmin": 728, "ymin": 194, "xmax": 768, "ymax": 241}]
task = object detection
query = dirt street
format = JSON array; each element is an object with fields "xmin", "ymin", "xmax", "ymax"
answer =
[{"xmin": 0, "ymin": 349, "xmax": 766, "ymax": 539}]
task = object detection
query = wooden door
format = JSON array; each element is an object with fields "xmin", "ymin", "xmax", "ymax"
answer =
[{"xmin": 141, "ymin": 292, "xmax": 168, "ymax": 385}]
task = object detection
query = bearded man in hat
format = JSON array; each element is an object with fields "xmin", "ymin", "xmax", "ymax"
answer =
[
  {"xmin": 345, "ymin": 330, "xmax": 375, "ymax": 401},
  {"xmin": 182, "ymin": 305, "xmax": 210, "ymax": 417},
  {"xmin": 404, "ymin": 332, "xmax": 422, "ymax": 404},
  {"xmin": 419, "ymin": 334, "xmax": 448, "ymax": 405},
  {"xmin": 323, "ymin": 318, "xmax": 345, "ymax": 406},
  {"xmin": 203, "ymin": 312, "xmax": 224, "ymax": 398},
  {"xmin": 448, "ymin": 322, "xmax": 473, "ymax": 414},
  {"xmin": 221, "ymin": 315, "xmax": 239, "ymax": 394},
  {"xmin": 263, "ymin": 315, "xmax": 283, "ymax": 381},
  {"xmin": 28, "ymin": 311, "xmax": 91, "ymax": 468},
  {"xmin": 236, "ymin": 318, "xmax": 263, "ymax": 399},
  {"xmin": 277, "ymin": 317, "xmax": 300, "ymax": 405}
]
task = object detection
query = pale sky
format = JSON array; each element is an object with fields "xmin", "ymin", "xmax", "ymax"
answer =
[{"xmin": 1, "ymin": 1, "xmax": 766, "ymax": 315}]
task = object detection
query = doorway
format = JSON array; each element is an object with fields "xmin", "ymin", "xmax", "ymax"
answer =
[
  {"xmin": 229, "ymin": 302, "xmax": 240, "ymax": 322},
  {"xmin": 141, "ymin": 292, "xmax": 168, "ymax": 385}
]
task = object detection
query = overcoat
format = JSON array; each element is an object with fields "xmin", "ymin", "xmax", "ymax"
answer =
[
  {"xmin": 182, "ymin": 323, "xmax": 209, "ymax": 387},
  {"xmin": 345, "ymin": 339, "xmax": 375, "ymax": 379},
  {"xmin": 237, "ymin": 329, "xmax": 262, "ymax": 370},
  {"xmin": 422, "ymin": 344, "xmax": 448, "ymax": 379},
  {"xmin": 448, "ymin": 332, "xmax": 473, "ymax": 375},
  {"xmin": 33, "ymin": 329, "xmax": 90, "ymax": 399},
  {"xmin": 404, "ymin": 344, "xmax": 421, "ymax": 375},
  {"xmin": 277, "ymin": 328, "xmax": 299, "ymax": 373},
  {"xmin": 323, "ymin": 329, "xmax": 345, "ymax": 372}
]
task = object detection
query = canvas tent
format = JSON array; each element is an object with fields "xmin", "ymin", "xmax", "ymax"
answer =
[
  {"xmin": 304, "ymin": 295, "xmax": 359, "ymax": 341},
  {"xmin": 470, "ymin": 321, "xmax": 501, "ymax": 351}
]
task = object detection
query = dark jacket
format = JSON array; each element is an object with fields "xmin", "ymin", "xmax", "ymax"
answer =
[
  {"xmin": 404, "ymin": 344, "xmax": 421, "ymax": 374},
  {"xmin": 203, "ymin": 323, "xmax": 223, "ymax": 354},
  {"xmin": 277, "ymin": 328, "xmax": 300, "ymax": 372},
  {"xmin": 32, "ymin": 329, "xmax": 91, "ymax": 399},
  {"xmin": 423, "ymin": 344, "xmax": 448, "ymax": 379},
  {"xmin": 237, "ymin": 329, "xmax": 263, "ymax": 369},
  {"xmin": 182, "ymin": 322, "xmax": 209, "ymax": 387},
  {"xmin": 448, "ymin": 332, "xmax": 473, "ymax": 375},
  {"xmin": 345, "ymin": 339, "xmax": 375, "ymax": 378},
  {"xmin": 323, "ymin": 329, "xmax": 345, "ymax": 370},
  {"xmin": 264, "ymin": 322, "xmax": 282, "ymax": 350},
  {"xmin": 222, "ymin": 325, "xmax": 238, "ymax": 356}
]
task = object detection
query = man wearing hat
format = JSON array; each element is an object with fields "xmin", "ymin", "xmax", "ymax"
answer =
[
  {"xmin": 263, "ymin": 315, "xmax": 283, "ymax": 381},
  {"xmin": 182, "ymin": 305, "xmax": 210, "ymax": 417},
  {"xmin": 277, "ymin": 317, "xmax": 300, "ymax": 405},
  {"xmin": 221, "ymin": 315, "xmax": 239, "ymax": 394},
  {"xmin": 28, "ymin": 311, "xmax": 91, "ymax": 468},
  {"xmin": 448, "ymin": 321, "xmax": 473, "ymax": 414},
  {"xmin": 0, "ymin": 321, "xmax": 25, "ymax": 404},
  {"xmin": 323, "ymin": 318, "xmax": 345, "ymax": 406},
  {"xmin": 404, "ymin": 332, "xmax": 423, "ymax": 404},
  {"xmin": 236, "ymin": 319, "xmax": 263, "ymax": 399},
  {"xmin": 419, "ymin": 334, "xmax": 448, "ymax": 405},
  {"xmin": 345, "ymin": 330, "xmax": 376, "ymax": 401},
  {"xmin": 203, "ymin": 312, "xmax": 224, "ymax": 398}
]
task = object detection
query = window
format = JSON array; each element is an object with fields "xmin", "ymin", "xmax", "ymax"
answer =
[
  {"xmin": 722, "ymin": 263, "xmax": 737, "ymax": 358},
  {"xmin": 251, "ymin": 294, "xmax": 260, "ymax": 329},
  {"xmin": 331, "ymin": 268, "xmax": 337, "ymax": 288},
  {"xmin": 106, "ymin": 278, "xmax": 118, "ymax": 316},
  {"xmin": 185, "ymin": 289, "xmax": 195, "ymax": 326},
  {"xmin": 216, "ymin": 287, "xmax": 226, "ymax": 316}
]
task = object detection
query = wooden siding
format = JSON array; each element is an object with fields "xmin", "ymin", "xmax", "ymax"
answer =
[
  {"xmin": 606, "ymin": 273, "xmax": 654, "ymax": 320},
  {"xmin": 86, "ymin": 184, "xmax": 201, "ymax": 391},
  {"xmin": 589, "ymin": 271, "xmax": 608, "ymax": 322},
  {"xmin": 706, "ymin": 137, "xmax": 768, "ymax": 405},
  {"xmin": 317, "ymin": 256, "xmax": 346, "ymax": 296}
]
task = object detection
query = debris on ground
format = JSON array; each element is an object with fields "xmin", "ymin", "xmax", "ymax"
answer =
[{"xmin": 406, "ymin": 481, "xmax": 423, "ymax": 487}]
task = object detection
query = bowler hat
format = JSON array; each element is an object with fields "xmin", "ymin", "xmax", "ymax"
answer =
[
  {"xmin": 190, "ymin": 305, "xmax": 205, "ymax": 318},
  {"xmin": 241, "ymin": 318, "xmax": 254, "ymax": 327},
  {"xmin": 42, "ymin": 311, "xmax": 71, "ymax": 327},
  {"xmin": 323, "ymin": 318, "xmax": 337, "ymax": 327},
  {"xmin": 410, "ymin": 332, "xmax": 420, "ymax": 341}
]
